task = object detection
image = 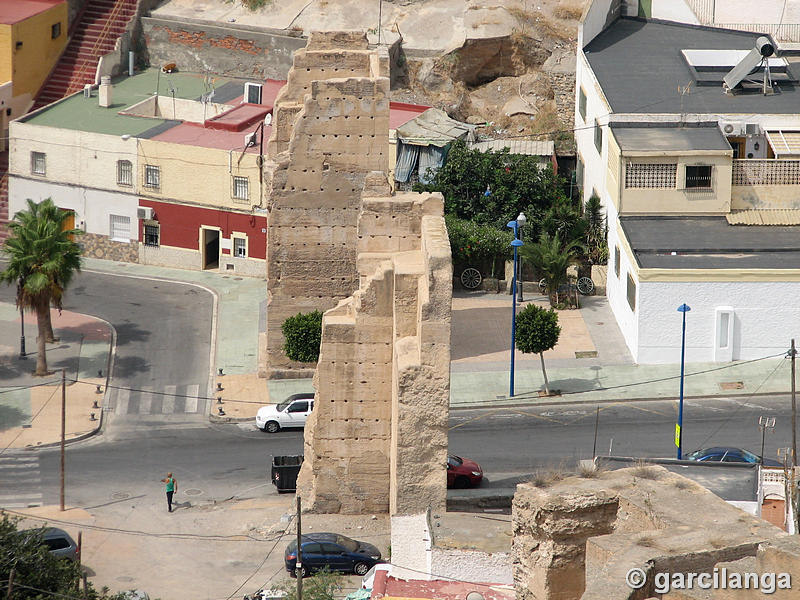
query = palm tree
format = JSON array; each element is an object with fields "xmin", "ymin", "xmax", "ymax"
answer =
[
  {"xmin": 521, "ymin": 233, "xmax": 583, "ymax": 306},
  {"xmin": 0, "ymin": 199, "xmax": 82, "ymax": 375}
]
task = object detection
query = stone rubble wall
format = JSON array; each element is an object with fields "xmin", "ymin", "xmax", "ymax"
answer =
[
  {"xmin": 296, "ymin": 191, "xmax": 451, "ymax": 515},
  {"xmin": 264, "ymin": 31, "xmax": 390, "ymax": 378},
  {"xmin": 512, "ymin": 466, "xmax": 799, "ymax": 600}
]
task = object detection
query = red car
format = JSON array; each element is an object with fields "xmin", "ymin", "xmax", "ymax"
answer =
[{"xmin": 447, "ymin": 455, "xmax": 483, "ymax": 488}]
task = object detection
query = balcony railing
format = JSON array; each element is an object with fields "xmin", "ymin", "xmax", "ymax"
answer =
[
  {"xmin": 686, "ymin": 0, "xmax": 714, "ymax": 24},
  {"xmin": 732, "ymin": 159, "xmax": 800, "ymax": 186},
  {"xmin": 714, "ymin": 23, "xmax": 800, "ymax": 42}
]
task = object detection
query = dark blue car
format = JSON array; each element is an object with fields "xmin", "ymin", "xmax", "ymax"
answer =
[
  {"xmin": 685, "ymin": 446, "xmax": 782, "ymax": 467},
  {"xmin": 284, "ymin": 533, "xmax": 382, "ymax": 577}
]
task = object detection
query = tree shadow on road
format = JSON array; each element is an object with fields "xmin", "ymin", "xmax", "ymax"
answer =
[
  {"xmin": 0, "ymin": 403, "xmax": 29, "ymax": 430},
  {"xmin": 112, "ymin": 321, "xmax": 151, "ymax": 346},
  {"xmin": 111, "ymin": 355, "xmax": 150, "ymax": 378}
]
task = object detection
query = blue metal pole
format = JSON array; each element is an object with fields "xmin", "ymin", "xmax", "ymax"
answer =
[
  {"xmin": 510, "ymin": 243, "xmax": 518, "ymax": 397},
  {"xmin": 676, "ymin": 303, "xmax": 690, "ymax": 459}
]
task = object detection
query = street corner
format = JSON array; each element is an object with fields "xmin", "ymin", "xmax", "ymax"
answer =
[
  {"xmin": 210, "ymin": 372, "xmax": 268, "ymax": 421},
  {"xmin": 0, "ymin": 378, "xmax": 102, "ymax": 450},
  {"xmin": 50, "ymin": 307, "xmax": 112, "ymax": 343}
]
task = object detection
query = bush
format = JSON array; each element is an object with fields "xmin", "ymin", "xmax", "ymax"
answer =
[
  {"xmin": 445, "ymin": 215, "xmax": 512, "ymax": 277},
  {"xmin": 282, "ymin": 311, "xmax": 323, "ymax": 363}
]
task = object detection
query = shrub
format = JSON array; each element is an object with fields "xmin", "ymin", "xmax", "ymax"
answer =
[
  {"xmin": 282, "ymin": 311, "xmax": 323, "ymax": 363},
  {"xmin": 445, "ymin": 214, "xmax": 512, "ymax": 277}
]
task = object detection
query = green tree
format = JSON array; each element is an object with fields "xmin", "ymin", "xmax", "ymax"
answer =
[
  {"xmin": 277, "ymin": 568, "xmax": 342, "ymax": 600},
  {"xmin": 0, "ymin": 513, "xmax": 122, "ymax": 600},
  {"xmin": 282, "ymin": 310, "xmax": 323, "ymax": 363},
  {"xmin": 515, "ymin": 304, "xmax": 561, "ymax": 395},
  {"xmin": 415, "ymin": 139, "xmax": 568, "ymax": 233},
  {"xmin": 0, "ymin": 198, "xmax": 82, "ymax": 376},
  {"xmin": 583, "ymin": 193, "xmax": 608, "ymax": 266},
  {"xmin": 520, "ymin": 233, "xmax": 583, "ymax": 306}
]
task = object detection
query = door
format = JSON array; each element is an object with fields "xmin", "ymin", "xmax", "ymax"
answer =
[
  {"xmin": 61, "ymin": 209, "xmax": 75, "ymax": 240},
  {"xmin": 202, "ymin": 228, "xmax": 220, "ymax": 269},
  {"xmin": 320, "ymin": 543, "xmax": 350, "ymax": 572},
  {"xmin": 761, "ymin": 498, "xmax": 786, "ymax": 530},
  {"xmin": 285, "ymin": 400, "xmax": 309, "ymax": 427},
  {"xmin": 301, "ymin": 542, "xmax": 324, "ymax": 573}
]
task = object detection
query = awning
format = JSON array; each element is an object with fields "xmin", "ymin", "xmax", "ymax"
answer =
[
  {"xmin": 395, "ymin": 108, "xmax": 475, "ymax": 148},
  {"xmin": 766, "ymin": 130, "xmax": 800, "ymax": 158}
]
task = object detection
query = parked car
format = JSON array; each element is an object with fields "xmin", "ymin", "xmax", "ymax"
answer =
[
  {"xmin": 447, "ymin": 454, "xmax": 483, "ymax": 488},
  {"xmin": 284, "ymin": 532, "xmax": 382, "ymax": 577},
  {"xmin": 685, "ymin": 446, "xmax": 782, "ymax": 467},
  {"xmin": 21, "ymin": 527, "xmax": 79, "ymax": 561},
  {"xmin": 256, "ymin": 392, "xmax": 315, "ymax": 433}
]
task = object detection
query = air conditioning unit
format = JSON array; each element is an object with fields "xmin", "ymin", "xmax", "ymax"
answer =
[
  {"xmin": 244, "ymin": 82, "xmax": 263, "ymax": 104},
  {"xmin": 137, "ymin": 207, "xmax": 154, "ymax": 220},
  {"xmin": 745, "ymin": 123, "xmax": 761, "ymax": 136},
  {"xmin": 720, "ymin": 121, "xmax": 745, "ymax": 136},
  {"xmin": 244, "ymin": 131, "xmax": 258, "ymax": 148}
]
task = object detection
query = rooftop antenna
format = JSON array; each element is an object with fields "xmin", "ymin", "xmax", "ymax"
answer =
[{"xmin": 723, "ymin": 36, "xmax": 775, "ymax": 95}]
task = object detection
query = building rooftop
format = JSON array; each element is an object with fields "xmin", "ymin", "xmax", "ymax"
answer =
[
  {"xmin": 620, "ymin": 216, "xmax": 800, "ymax": 269},
  {"xmin": 0, "ymin": 0, "xmax": 61, "ymax": 25},
  {"xmin": 469, "ymin": 139, "xmax": 555, "ymax": 156},
  {"xmin": 20, "ymin": 70, "xmax": 428, "ymax": 153},
  {"xmin": 584, "ymin": 18, "xmax": 800, "ymax": 115},
  {"xmin": 610, "ymin": 123, "xmax": 731, "ymax": 153}
]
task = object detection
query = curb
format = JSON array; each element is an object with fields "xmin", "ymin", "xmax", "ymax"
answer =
[{"xmin": 209, "ymin": 414, "xmax": 254, "ymax": 424}]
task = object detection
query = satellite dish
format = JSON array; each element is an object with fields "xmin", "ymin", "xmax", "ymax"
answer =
[
  {"xmin": 723, "ymin": 123, "xmax": 735, "ymax": 134},
  {"xmin": 264, "ymin": 113, "xmax": 272, "ymax": 126}
]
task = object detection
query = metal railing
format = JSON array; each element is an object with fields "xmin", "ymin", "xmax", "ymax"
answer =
[
  {"xmin": 732, "ymin": 159, "xmax": 800, "ymax": 186},
  {"xmin": 714, "ymin": 22, "xmax": 800, "ymax": 42},
  {"xmin": 67, "ymin": 0, "xmax": 130, "ymax": 95}
]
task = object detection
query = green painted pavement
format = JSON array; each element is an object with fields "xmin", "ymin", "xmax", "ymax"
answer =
[{"xmin": 0, "ymin": 388, "xmax": 31, "ymax": 430}]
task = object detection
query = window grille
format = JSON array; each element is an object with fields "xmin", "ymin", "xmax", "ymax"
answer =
[
  {"xmin": 578, "ymin": 88, "xmax": 587, "ymax": 121},
  {"xmin": 117, "ymin": 160, "xmax": 132, "ymax": 186},
  {"xmin": 233, "ymin": 237, "xmax": 247, "ymax": 257},
  {"xmin": 31, "ymin": 152, "xmax": 46, "ymax": 175},
  {"xmin": 144, "ymin": 165, "xmax": 160, "ymax": 189},
  {"xmin": 685, "ymin": 165, "xmax": 713, "ymax": 189},
  {"xmin": 144, "ymin": 224, "xmax": 160, "ymax": 247},
  {"xmin": 232, "ymin": 176, "xmax": 249, "ymax": 202},
  {"xmin": 625, "ymin": 163, "xmax": 677, "ymax": 188},
  {"xmin": 594, "ymin": 121, "xmax": 603, "ymax": 154},
  {"xmin": 109, "ymin": 214, "xmax": 131, "ymax": 242}
]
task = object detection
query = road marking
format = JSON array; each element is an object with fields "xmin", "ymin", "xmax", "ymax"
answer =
[
  {"xmin": 185, "ymin": 384, "xmax": 199, "ymax": 413},
  {"xmin": 139, "ymin": 389, "xmax": 152, "ymax": 414},
  {"xmin": 0, "ymin": 456, "xmax": 37, "ymax": 463},
  {"xmin": 162, "ymin": 385, "xmax": 176, "ymax": 414},
  {"xmin": 0, "ymin": 493, "xmax": 43, "ymax": 502},
  {"xmin": 0, "ymin": 502, "xmax": 43, "ymax": 508},
  {"xmin": 115, "ymin": 387, "xmax": 130, "ymax": 415},
  {"xmin": 0, "ymin": 464, "xmax": 40, "ymax": 470}
]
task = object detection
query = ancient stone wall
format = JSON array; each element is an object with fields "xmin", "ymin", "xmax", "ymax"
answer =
[
  {"xmin": 264, "ymin": 31, "xmax": 390, "ymax": 378},
  {"xmin": 512, "ymin": 466, "xmax": 799, "ymax": 600},
  {"xmin": 296, "ymin": 191, "xmax": 451, "ymax": 515}
]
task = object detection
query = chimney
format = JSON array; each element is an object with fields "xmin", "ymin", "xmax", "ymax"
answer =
[{"xmin": 99, "ymin": 76, "xmax": 112, "ymax": 108}]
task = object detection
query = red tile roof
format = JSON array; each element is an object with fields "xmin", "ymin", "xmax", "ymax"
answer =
[{"xmin": 0, "ymin": 0, "xmax": 63, "ymax": 25}]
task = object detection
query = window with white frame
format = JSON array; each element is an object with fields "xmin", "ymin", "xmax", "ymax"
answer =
[
  {"xmin": 144, "ymin": 164, "xmax": 160, "ymax": 189},
  {"xmin": 233, "ymin": 236, "xmax": 247, "ymax": 258},
  {"xmin": 685, "ymin": 164, "xmax": 713, "ymax": 190},
  {"xmin": 578, "ymin": 88, "xmax": 587, "ymax": 122},
  {"xmin": 144, "ymin": 223, "xmax": 160, "ymax": 247},
  {"xmin": 117, "ymin": 160, "xmax": 133, "ymax": 186},
  {"xmin": 625, "ymin": 163, "xmax": 677, "ymax": 188},
  {"xmin": 109, "ymin": 214, "xmax": 131, "ymax": 242},
  {"xmin": 232, "ymin": 176, "xmax": 249, "ymax": 202},
  {"xmin": 31, "ymin": 152, "xmax": 46, "ymax": 175}
]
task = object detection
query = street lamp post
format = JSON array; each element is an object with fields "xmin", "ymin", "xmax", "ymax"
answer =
[
  {"xmin": 508, "ymin": 219, "xmax": 524, "ymax": 397},
  {"xmin": 676, "ymin": 303, "xmax": 691, "ymax": 459},
  {"xmin": 17, "ymin": 281, "xmax": 26, "ymax": 359},
  {"xmin": 516, "ymin": 212, "xmax": 526, "ymax": 302}
]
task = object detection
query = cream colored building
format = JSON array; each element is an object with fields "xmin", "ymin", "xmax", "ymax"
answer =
[{"xmin": 578, "ymin": 1, "xmax": 800, "ymax": 363}]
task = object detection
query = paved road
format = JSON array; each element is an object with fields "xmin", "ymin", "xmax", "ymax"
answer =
[
  {"xmin": 0, "ymin": 268, "xmax": 214, "ymax": 424},
  {"xmin": 4, "ymin": 396, "xmax": 795, "ymax": 510}
]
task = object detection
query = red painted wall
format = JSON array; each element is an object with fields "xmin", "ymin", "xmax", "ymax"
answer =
[{"xmin": 138, "ymin": 200, "xmax": 267, "ymax": 260}]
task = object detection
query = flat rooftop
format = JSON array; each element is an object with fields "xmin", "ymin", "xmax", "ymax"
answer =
[
  {"xmin": 20, "ymin": 70, "xmax": 427, "ymax": 152},
  {"xmin": 584, "ymin": 18, "xmax": 800, "ymax": 115},
  {"xmin": 620, "ymin": 216, "xmax": 800, "ymax": 269},
  {"xmin": 0, "ymin": 0, "xmax": 61, "ymax": 25},
  {"xmin": 611, "ymin": 123, "xmax": 732, "ymax": 153}
]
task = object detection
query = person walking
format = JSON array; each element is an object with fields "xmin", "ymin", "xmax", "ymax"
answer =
[{"xmin": 161, "ymin": 472, "xmax": 177, "ymax": 512}]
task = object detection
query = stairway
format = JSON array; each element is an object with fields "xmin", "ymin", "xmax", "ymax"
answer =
[
  {"xmin": 33, "ymin": 0, "xmax": 138, "ymax": 110},
  {"xmin": 0, "ymin": 150, "xmax": 9, "ymax": 246}
]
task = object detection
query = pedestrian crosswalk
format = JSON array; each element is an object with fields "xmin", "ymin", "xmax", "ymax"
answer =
[
  {"xmin": 0, "ymin": 453, "xmax": 43, "ymax": 509},
  {"xmin": 111, "ymin": 383, "xmax": 206, "ymax": 416}
]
